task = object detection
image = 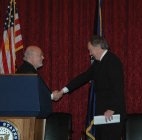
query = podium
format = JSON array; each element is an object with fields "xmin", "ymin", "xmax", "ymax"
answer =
[{"xmin": 0, "ymin": 75, "xmax": 52, "ymax": 140}]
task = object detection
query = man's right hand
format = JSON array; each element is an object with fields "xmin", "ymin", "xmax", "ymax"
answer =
[{"xmin": 52, "ymin": 90, "xmax": 63, "ymax": 101}]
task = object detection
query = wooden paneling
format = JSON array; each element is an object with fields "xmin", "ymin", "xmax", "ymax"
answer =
[{"xmin": 0, "ymin": 117, "xmax": 45, "ymax": 140}]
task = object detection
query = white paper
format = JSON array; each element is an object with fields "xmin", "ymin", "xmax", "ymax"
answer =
[{"xmin": 94, "ymin": 114, "xmax": 120, "ymax": 125}]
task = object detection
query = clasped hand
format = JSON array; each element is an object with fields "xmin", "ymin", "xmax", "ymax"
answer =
[{"xmin": 52, "ymin": 90, "xmax": 64, "ymax": 101}]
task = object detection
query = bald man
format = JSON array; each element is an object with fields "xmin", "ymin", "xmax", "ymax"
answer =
[
  {"xmin": 16, "ymin": 45, "xmax": 44, "ymax": 73},
  {"xmin": 16, "ymin": 45, "xmax": 62, "ymax": 101}
]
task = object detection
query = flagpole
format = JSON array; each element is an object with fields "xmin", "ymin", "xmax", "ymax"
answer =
[
  {"xmin": 13, "ymin": 0, "xmax": 16, "ymax": 48},
  {"xmin": 8, "ymin": 0, "xmax": 13, "ymax": 27},
  {"xmin": 99, "ymin": 0, "xmax": 102, "ymax": 37},
  {"xmin": 13, "ymin": 0, "xmax": 16, "ymax": 72},
  {"xmin": 13, "ymin": 0, "xmax": 16, "ymax": 35}
]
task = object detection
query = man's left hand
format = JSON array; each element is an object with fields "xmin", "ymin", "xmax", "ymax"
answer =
[{"xmin": 104, "ymin": 110, "xmax": 115, "ymax": 122}]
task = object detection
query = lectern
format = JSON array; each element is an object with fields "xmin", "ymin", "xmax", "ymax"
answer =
[{"xmin": 0, "ymin": 74, "xmax": 52, "ymax": 140}]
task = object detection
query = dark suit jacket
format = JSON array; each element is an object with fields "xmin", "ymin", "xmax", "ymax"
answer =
[
  {"xmin": 16, "ymin": 61, "xmax": 52, "ymax": 94},
  {"xmin": 16, "ymin": 61, "xmax": 37, "ymax": 74},
  {"xmin": 16, "ymin": 61, "xmax": 52, "ymax": 118},
  {"xmin": 66, "ymin": 51, "xmax": 125, "ymax": 118}
]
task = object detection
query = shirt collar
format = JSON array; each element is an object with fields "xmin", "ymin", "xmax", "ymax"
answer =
[{"xmin": 100, "ymin": 50, "xmax": 108, "ymax": 61}]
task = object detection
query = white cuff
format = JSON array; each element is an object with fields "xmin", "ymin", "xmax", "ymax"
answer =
[
  {"xmin": 62, "ymin": 87, "xmax": 69, "ymax": 94},
  {"xmin": 51, "ymin": 93, "xmax": 53, "ymax": 100}
]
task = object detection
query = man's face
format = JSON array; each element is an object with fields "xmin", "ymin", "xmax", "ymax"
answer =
[
  {"xmin": 87, "ymin": 42, "xmax": 101, "ymax": 60},
  {"xmin": 32, "ymin": 49, "xmax": 44, "ymax": 68}
]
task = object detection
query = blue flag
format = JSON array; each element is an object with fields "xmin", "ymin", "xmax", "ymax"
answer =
[
  {"xmin": 94, "ymin": 0, "xmax": 103, "ymax": 36},
  {"xmin": 86, "ymin": 80, "xmax": 96, "ymax": 140},
  {"xmin": 85, "ymin": 0, "xmax": 103, "ymax": 139}
]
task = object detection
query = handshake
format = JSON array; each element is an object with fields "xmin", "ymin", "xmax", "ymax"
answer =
[{"xmin": 52, "ymin": 89, "xmax": 64, "ymax": 101}]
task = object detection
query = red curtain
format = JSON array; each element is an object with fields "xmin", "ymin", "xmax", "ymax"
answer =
[
  {"xmin": 1, "ymin": 0, "xmax": 142, "ymax": 139},
  {"xmin": 103, "ymin": 0, "xmax": 142, "ymax": 113}
]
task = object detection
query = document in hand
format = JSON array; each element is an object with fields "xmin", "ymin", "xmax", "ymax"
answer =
[{"xmin": 94, "ymin": 114, "xmax": 120, "ymax": 125}]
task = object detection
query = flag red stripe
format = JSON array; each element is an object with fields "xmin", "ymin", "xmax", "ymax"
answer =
[
  {"xmin": 1, "ymin": 41, "xmax": 9, "ymax": 74},
  {"xmin": 15, "ymin": 30, "xmax": 21, "ymax": 36},
  {"xmin": 9, "ymin": 30, "xmax": 15, "ymax": 73},
  {"xmin": 15, "ymin": 41, "xmax": 23, "ymax": 49},
  {"xmin": 15, "ymin": 18, "xmax": 19, "ymax": 25}
]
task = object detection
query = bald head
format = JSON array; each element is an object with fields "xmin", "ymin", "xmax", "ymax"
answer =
[{"xmin": 24, "ymin": 45, "xmax": 44, "ymax": 69}]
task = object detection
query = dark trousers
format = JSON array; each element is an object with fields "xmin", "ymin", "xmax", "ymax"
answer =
[{"xmin": 95, "ymin": 122, "xmax": 124, "ymax": 140}]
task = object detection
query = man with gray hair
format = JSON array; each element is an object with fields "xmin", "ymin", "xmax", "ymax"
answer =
[{"xmin": 57, "ymin": 35, "xmax": 126, "ymax": 140}]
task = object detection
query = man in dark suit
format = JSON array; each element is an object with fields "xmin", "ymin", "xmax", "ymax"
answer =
[
  {"xmin": 16, "ymin": 45, "xmax": 61, "ymax": 101},
  {"xmin": 57, "ymin": 36, "xmax": 126, "ymax": 140},
  {"xmin": 16, "ymin": 45, "xmax": 62, "ymax": 137}
]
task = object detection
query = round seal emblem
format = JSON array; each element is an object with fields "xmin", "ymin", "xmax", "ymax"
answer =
[{"xmin": 0, "ymin": 121, "xmax": 19, "ymax": 140}]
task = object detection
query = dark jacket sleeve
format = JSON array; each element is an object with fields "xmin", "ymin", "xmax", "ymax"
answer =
[{"xmin": 66, "ymin": 60, "xmax": 98, "ymax": 92}]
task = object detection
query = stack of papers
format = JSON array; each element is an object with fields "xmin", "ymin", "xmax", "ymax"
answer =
[{"xmin": 94, "ymin": 114, "xmax": 120, "ymax": 125}]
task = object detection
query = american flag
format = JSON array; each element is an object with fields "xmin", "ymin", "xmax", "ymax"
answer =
[{"xmin": 0, "ymin": 0, "xmax": 23, "ymax": 74}]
